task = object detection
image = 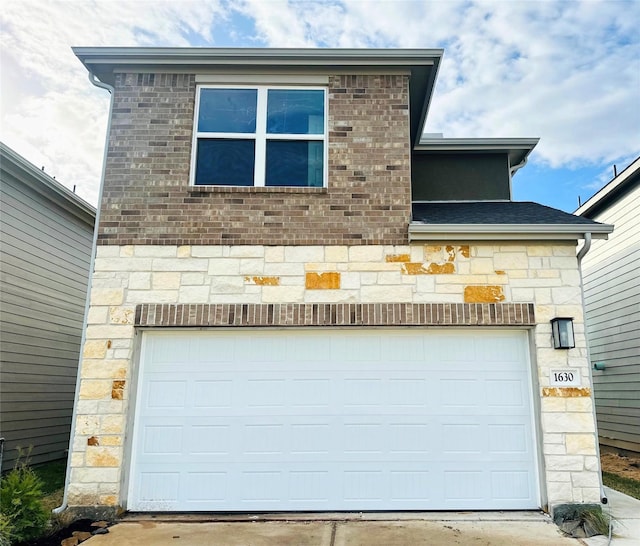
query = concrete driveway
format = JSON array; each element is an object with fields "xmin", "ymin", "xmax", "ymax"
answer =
[{"xmin": 85, "ymin": 512, "xmax": 582, "ymax": 545}]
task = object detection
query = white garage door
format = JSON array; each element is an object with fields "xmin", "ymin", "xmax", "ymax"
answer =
[{"xmin": 128, "ymin": 329, "xmax": 539, "ymax": 511}]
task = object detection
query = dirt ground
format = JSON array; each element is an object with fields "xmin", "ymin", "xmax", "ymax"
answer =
[{"xmin": 600, "ymin": 450, "xmax": 640, "ymax": 481}]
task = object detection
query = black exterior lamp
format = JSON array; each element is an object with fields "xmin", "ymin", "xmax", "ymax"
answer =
[{"xmin": 551, "ymin": 317, "xmax": 575, "ymax": 349}]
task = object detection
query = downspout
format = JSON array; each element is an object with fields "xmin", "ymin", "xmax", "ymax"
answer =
[
  {"xmin": 576, "ymin": 232, "xmax": 608, "ymax": 506},
  {"xmin": 54, "ymin": 71, "xmax": 114, "ymax": 515},
  {"xmin": 508, "ymin": 155, "xmax": 528, "ymax": 200}
]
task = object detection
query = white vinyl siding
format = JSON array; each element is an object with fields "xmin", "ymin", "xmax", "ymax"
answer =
[{"xmin": 583, "ymin": 181, "xmax": 640, "ymax": 451}]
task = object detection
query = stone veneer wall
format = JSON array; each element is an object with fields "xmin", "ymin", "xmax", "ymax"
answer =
[
  {"xmin": 70, "ymin": 242, "xmax": 600, "ymax": 510},
  {"xmin": 98, "ymin": 73, "xmax": 411, "ymax": 246}
]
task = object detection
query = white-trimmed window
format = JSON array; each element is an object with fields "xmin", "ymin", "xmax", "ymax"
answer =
[{"xmin": 191, "ymin": 85, "xmax": 327, "ymax": 187}]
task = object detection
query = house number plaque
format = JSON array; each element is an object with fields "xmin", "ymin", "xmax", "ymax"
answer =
[{"xmin": 549, "ymin": 369, "xmax": 581, "ymax": 387}]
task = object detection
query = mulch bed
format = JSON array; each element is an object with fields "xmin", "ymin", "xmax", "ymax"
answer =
[{"xmin": 16, "ymin": 520, "xmax": 111, "ymax": 546}]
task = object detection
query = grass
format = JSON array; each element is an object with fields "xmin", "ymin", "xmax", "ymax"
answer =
[
  {"xmin": 32, "ymin": 459, "xmax": 67, "ymax": 496},
  {"xmin": 602, "ymin": 471, "xmax": 640, "ymax": 500}
]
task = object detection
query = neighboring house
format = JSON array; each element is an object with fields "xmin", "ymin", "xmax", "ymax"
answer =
[
  {"xmin": 576, "ymin": 157, "xmax": 640, "ymax": 454},
  {"xmin": 0, "ymin": 142, "xmax": 95, "ymax": 472},
  {"xmin": 65, "ymin": 47, "xmax": 613, "ymax": 517}
]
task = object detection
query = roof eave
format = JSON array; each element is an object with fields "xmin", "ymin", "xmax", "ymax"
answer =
[
  {"xmin": 575, "ymin": 156, "xmax": 640, "ymax": 217},
  {"xmin": 414, "ymin": 138, "xmax": 539, "ymax": 167},
  {"xmin": 0, "ymin": 142, "xmax": 96, "ymax": 223},
  {"xmin": 408, "ymin": 222, "xmax": 613, "ymax": 242},
  {"xmin": 72, "ymin": 47, "xmax": 443, "ymax": 147}
]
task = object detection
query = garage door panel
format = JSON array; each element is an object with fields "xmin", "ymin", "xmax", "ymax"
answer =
[{"xmin": 129, "ymin": 329, "xmax": 539, "ymax": 511}]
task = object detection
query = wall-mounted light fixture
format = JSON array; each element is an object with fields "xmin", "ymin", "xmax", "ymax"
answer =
[{"xmin": 551, "ymin": 317, "xmax": 575, "ymax": 349}]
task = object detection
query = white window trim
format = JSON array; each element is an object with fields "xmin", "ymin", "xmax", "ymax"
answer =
[{"xmin": 190, "ymin": 84, "xmax": 328, "ymax": 188}]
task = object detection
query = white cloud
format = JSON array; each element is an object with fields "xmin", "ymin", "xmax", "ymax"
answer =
[{"xmin": 1, "ymin": 0, "xmax": 638, "ymax": 206}]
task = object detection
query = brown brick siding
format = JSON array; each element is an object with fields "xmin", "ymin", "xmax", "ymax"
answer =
[
  {"xmin": 99, "ymin": 73, "xmax": 411, "ymax": 246},
  {"xmin": 135, "ymin": 303, "xmax": 535, "ymax": 328}
]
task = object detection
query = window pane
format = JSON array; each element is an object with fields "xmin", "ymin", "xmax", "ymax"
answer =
[
  {"xmin": 267, "ymin": 90, "xmax": 324, "ymax": 134},
  {"xmin": 198, "ymin": 89, "xmax": 257, "ymax": 133},
  {"xmin": 195, "ymin": 139, "xmax": 255, "ymax": 186},
  {"xmin": 265, "ymin": 141, "xmax": 323, "ymax": 187}
]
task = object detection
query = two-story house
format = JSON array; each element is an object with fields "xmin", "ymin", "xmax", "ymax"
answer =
[{"xmin": 63, "ymin": 47, "xmax": 613, "ymax": 518}]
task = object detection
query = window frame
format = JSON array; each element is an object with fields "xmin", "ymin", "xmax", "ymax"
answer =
[{"xmin": 190, "ymin": 84, "xmax": 328, "ymax": 188}]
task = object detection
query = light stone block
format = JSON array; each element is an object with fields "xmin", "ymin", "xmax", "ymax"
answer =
[
  {"xmin": 347, "ymin": 262, "xmax": 399, "ymax": 272},
  {"xmin": 494, "ymin": 252, "xmax": 528, "ymax": 269},
  {"xmin": 544, "ymin": 444, "xmax": 566, "ymax": 455},
  {"xmin": 101, "ymin": 415, "xmax": 126, "ymax": 434},
  {"xmin": 81, "ymin": 360, "xmax": 127, "ymax": 380},
  {"xmin": 303, "ymin": 290, "xmax": 358, "ymax": 303},
  {"xmin": 178, "ymin": 285, "xmax": 211, "ymax": 303},
  {"xmin": 79, "ymin": 380, "xmax": 112, "ymax": 400},
  {"xmin": 551, "ymin": 287, "xmax": 582, "ymax": 305},
  {"xmin": 85, "ymin": 446, "xmax": 121, "ymax": 467},
  {"xmin": 542, "ymin": 397, "xmax": 566, "ymax": 412},
  {"xmin": 191, "ymin": 246, "xmax": 224, "ymax": 258},
  {"xmin": 94, "ymin": 257, "xmax": 152, "ymax": 272},
  {"xmin": 75, "ymin": 400, "xmax": 99, "ymax": 415},
  {"xmin": 126, "ymin": 290, "xmax": 177, "ymax": 304},
  {"xmin": 581, "ymin": 488, "xmax": 601, "ymax": 503},
  {"xmin": 474, "ymin": 246, "xmax": 495, "ymax": 257},
  {"xmin": 263, "ymin": 262, "xmax": 304, "ymax": 276},
  {"xmin": 498, "ymin": 244, "xmax": 527, "ymax": 252},
  {"xmin": 82, "ymin": 340, "xmax": 107, "ymax": 359},
  {"xmin": 177, "ymin": 245, "xmax": 191, "ymax": 257},
  {"xmin": 360, "ymin": 272, "xmax": 378, "ymax": 285},
  {"xmin": 547, "ymin": 481, "xmax": 572, "ymax": 503},
  {"xmin": 533, "ymin": 269, "xmax": 560, "ymax": 279},
  {"xmin": 208, "ymin": 259, "xmax": 240, "ymax": 275},
  {"xmin": 239, "ymin": 258, "xmax": 265, "ymax": 275},
  {"xmin": 571, "ymin": 471, "xmax": 600, "ymax": 488},
  {"xmin": 87, "ymin": 306, "xmax": 108, "ymax": 324},
  {"xmin": 377, "ymin": 272, "xmax": 403, "ymax": 285},
  {"xmin": 470, "ymin": 258, "xmax": 495, "ymax": 274},
  {"xmin": 96, "ymin": 246, "xmax": 120, "ymax": 257},
  {"xmin": 210, "ymin": 294, "xmax": 262, "ymax": 304},
  {"xmin": 181, "ymin": 272, "xmax": 205, "ymax": 285},
  {"xmin": 68, "ymin": 483, "xmax": 100, "ymax": 504},
  {"xmin": 305, "ymin": 262, "xmax": 337, "ymax": 271},
  {"xmin": 543, "ymin": 412, "xmax": 595, "ymax": 433},
  {"xmin": 348, "ymin": 246, "xmax": 383, "ymax": 262},
  {"xmin": 511, "ymin": 288, "xmax": 534, "ymax": 301},
  {"xmin": 544, "ymin": 433, "xmax": 565, "ymax": 444},
  {"xmin": 229, "ymin": 245, "xmax": 265, "ymax": 258},
  {"xmin": 528, "ymin": 257, "xmax": 543, "ymax": 269},
  {"xmin": 129, "ymin": 272, "xmax": 151, "ymax": 289},
  {"xmin": 527, "ymin": 245, "xmax": 555, "ymax": 257},
  {"xmin": 110, "ymin": 307, "xmax": 135, "ymax": 325},
  {"xmin": 134, "ymin": 246, "xmax": 176, "ymax": 257},
  {"xmin": 361, "ymin": 285, "xmax": 413, "ymax": 302},
  {"xmin": 76, "ymin": 415, "xmax": 101, "ymax": 435},
  {"xmin": 73, "ymin": 467, "xmax": 120, "ymax": 483},
  {"xmin": 284, "ymin": 247, "xmax": 324, "ymax": 262},
  {"xmin": 410, "ymin": 246, "xmax": 424, "ymax": 261},
  {"xmin": 553, "ymin": 245, "xmax": 577, "ymax": 256},
  {"xmin": 415, "ymin": 276, "xmax": 435, "ymax": 293},
  {"xmin": 545, "ymin": 455, "xmax": 585, "ymax": 471},
  {"xmin": 90, "ymin": 289, "xmax": 124, "ymax": 306},
  {"xmin": 413, "ymin": 292, "xmax": 462, "ymax": 303},
  {"xmin": 584, "ymin": 456, "xmax": 599, "ymax": 472},
  {"xmin": 97, "ymin": 400, "xmax": 124, "ymax": 414},
  {"xmin": 340, "ymin": 272, "xmax": 361, "ymax": 289},
  {"xmin": 210, "ymin": 276, "xmax": 245, "ymax": 294},
  {"xmin": 547, "ymin": 471, "xmax": 572, "ymax": 482},
  {"xmin": 264, "ymin": 246, "xmax": 285, "ymax": 262},
  {"xmin": 120, "ymin": 246, "xmax": 134, "ymax": 257},
  {"xmin": 550, "ymin": 257, "xmax": 578, "ymax": 269},
  {"xmin": 565, "ymin": 398, "xmax": 593, "ymax": 412},
  {"xmin": 153, "ymin": 258, "xmax": 208, "ymax": 272},
  {"xmin": 85, "ymin": 324, "xmax": 134, "ymax": 340},
  {"xmin": 151, "ymin": 271, "xmax": 180, "ymax": 290},
  {"xmin": 262, "ymin": 286, "xmax": 305, "ymax": 303},
  {"xmin": 70, "ymin": 452, "xmax": 84, "ymax": 467}
]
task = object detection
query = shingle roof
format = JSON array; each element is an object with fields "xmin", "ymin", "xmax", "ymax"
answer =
[{"xmin": 413, "ymin": 201, "xmax": 600, "ymax": 226}]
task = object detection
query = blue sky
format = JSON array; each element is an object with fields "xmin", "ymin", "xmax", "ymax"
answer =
[{"xmin": 1, "ymin": 0, "xmax": 639, "ymax": 212}]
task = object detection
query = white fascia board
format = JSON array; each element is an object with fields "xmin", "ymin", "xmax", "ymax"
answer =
[
  {"xmin": 416, "ymin": 137, "xmax": 540, "ymax": 150},
  {"xmin": 575, "ymin": 156, "xmax": 640, "ymax": 216},
  {"xmin": 72, "ymin": 47, "xmax": 443, "ymax": 68},
  {"xmin": 408, "ymin": 222, "xmax": 614, "ymax": 241}
]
